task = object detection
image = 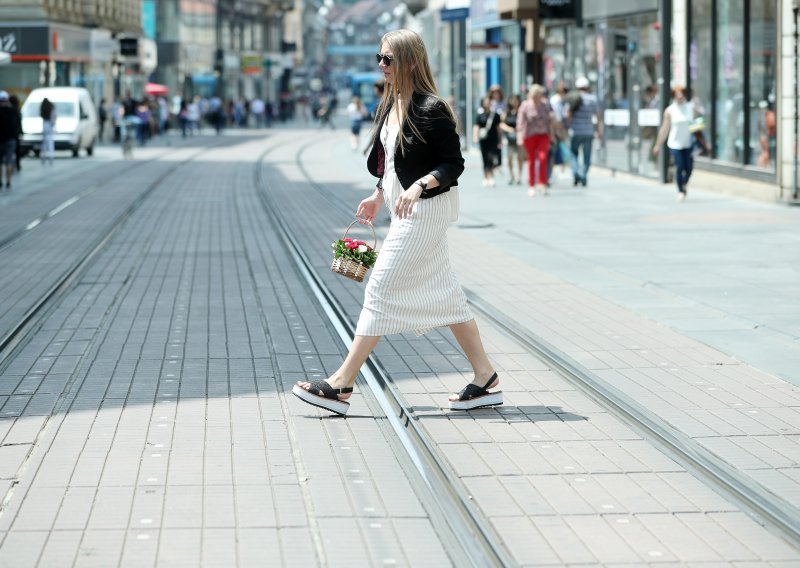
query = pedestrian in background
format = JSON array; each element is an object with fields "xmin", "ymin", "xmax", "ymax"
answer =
[
  {"xmin": 653, "ymin": 85, "xmax": 694, "ymax": 201},
  {"xmin": 473, "ymin": 96, "xmax": 501, "ymax": 187},
  {"xmin": 517, "ymin": 84, "xmax": 555, "ymax": 196},
  {"xmin": 487, "ymin": 84, "xmax": 506, "ymax": 174},
  {"xmin": 187, "ymin": 97, "xmax": 200, "ymax": 134},
  {"xmin": 178, "ymin": 100, "xmax": 189, "ymax": 138},
  {"xmin": 0, "ymin": 91, "xmax": 19, "ymax": 189},
  {"xmin": 8, "ymin": 94, "xmax": 22, "ymax": 172},
  {"xmin": 567, "ymin": 77, "xmax": 602, "ymax": 186},
  {"xmin": 317, "ymin": 94, "xmax": 335, "ymax": 129},
  {"xmin": 111, "ymin": 97, "xmax": 122, "ymax": 142},
  {"xmin": 293, "ymin": 28, "xmax": 501, "ymax": 415},
  {"xmin": 98, "ymin": 98, "xmax": 108, "ymax": 142},
  {"xmin": 40, "ymin": 97, "xmax": 56, "ymax": 166},
  {"xmin": 366, "ymin": 79, "xmax": 385, "ymax": 121},
  {"xmin": 499, "ymin": 94, "xmax": 523, "ymax": 185},
  {"xmin": 347, "ymin": 95, "xmax": 367, "ymax": 150},
  {"xmin": 250, "ymin": 96, "xmax": 265, "ymax": 127},
  {"xmin": 488, "ymin": 84, "xmax": 507, "ymax": 116},
  {"xmin": 549, "ymin": 81, "xmax": 569, "ymax": 181}
]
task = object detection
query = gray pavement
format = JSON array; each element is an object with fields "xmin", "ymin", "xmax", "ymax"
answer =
[
  {"xmin": 272, "ymin": 132, "xmax": 798, "ymax": 565},
  {"xmin": 1, "ymin": 125, "xmax": 800, "ymax": 566},
  {"xmin": 0, "ymin": 131, "xmax": 450, "ymax": 567}
]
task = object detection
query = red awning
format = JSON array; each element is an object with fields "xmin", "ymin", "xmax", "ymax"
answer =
[{"xmin": 144, "ymin": 82, "xmax": 168, "ymax": 96}]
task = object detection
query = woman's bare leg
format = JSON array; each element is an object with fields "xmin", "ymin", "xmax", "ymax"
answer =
[
  {"xmin": 448, "ymin": 319, "xmax": 496, "ymax": 401},
  {"xmin": 295, "ymin": 335, "xmax": 380, "ymax": 400}
]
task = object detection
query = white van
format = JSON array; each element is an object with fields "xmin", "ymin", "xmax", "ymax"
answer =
[{"xmin": 20, "ymin": 87, "xmax": 99, "ymax": 157}]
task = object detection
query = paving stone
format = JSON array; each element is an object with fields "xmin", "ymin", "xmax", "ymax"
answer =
[
  {"xmin": 2, "ymin": 129, "xmax": 800, "ymax": 566},
  {"xmin": 74, "ymin": 529, "xmax": 125, "ymax": 567},
  {"xmin": 0, "ymin": 530, "xmax": 49, "ymax": 567},
  {"xmin": 38, "ymin": 530, "xmax": 84, "ymax": 567},
  {"xmin": 2, "ymin": 415, "xmax": 47, "ymax": 445},
  {"xmin": 0, "ymin": 444, "xmax": 30, "ymax": 479},
  {"xmin": 156, "ymin": 528, "xmax": 201, "ymax": 567}
]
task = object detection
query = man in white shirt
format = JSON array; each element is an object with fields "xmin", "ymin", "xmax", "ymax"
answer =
[{"xmin": 250, "ymin": 97, "xmax": 265, "ymax": 128}]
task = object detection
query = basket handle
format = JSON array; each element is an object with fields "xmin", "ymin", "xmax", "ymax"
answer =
[{"xmin": 341, "ymin": 218, "xmax": 377, "ymax": 250}]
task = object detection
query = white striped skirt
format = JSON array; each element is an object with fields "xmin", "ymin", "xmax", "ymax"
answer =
[{"xmin": 355, "ymin": 172, "xmax": 473, "ymax": 336}]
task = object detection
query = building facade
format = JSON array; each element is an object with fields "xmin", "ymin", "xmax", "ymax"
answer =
[
  {"xmin": 0, "ymin": 0, "xmax": 142, "ymax": 104},
  {"xmin": 150, "ymin": 0, "xmax": 288, "ymax": 103}
]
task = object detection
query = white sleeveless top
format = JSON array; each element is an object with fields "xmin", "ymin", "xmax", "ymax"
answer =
[{"xmin": 666, "ymin": 102, "xmax": 693, "ymax": 150}]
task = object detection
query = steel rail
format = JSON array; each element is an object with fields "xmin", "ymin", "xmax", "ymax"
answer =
[{"xmin": 254, "ymin": 151, "xmax": 517, "ymax": 568}]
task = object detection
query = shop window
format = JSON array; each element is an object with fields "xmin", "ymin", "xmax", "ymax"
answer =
[
  {"xmin": 749, "ymin": 0, "xmax": 777, "ymax": 170},
  {"xmin": 715, "ymin": 0, "xmax": 745, "ymax": 164},
  {"xmin": 544, "ymin": 26, "xmax": 567, "ymax": 91},
  {"xmin": 688, "ymin": 0, "xmax": 776, "ymax": 174},
  {"xmin": 689, "ymin": 0, "xmax": 712, "ymax": 153}
]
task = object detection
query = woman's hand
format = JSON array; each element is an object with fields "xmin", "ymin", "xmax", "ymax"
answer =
[
  {"xmin": 394, "ymin": 183, "xmax": 423, "ymax": 219},
  {"xmin": 356, "ymin": 194, "xmax": 382, "ymax": 223}
]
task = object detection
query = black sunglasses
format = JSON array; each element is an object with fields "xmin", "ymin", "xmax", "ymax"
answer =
[{"xmin": 375, "ymin": 53, "xmax": 394, "ymax": 66}]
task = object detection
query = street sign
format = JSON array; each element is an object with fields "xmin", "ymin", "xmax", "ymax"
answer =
[{"xmin": 441, "ymin": 7, "xmax": 470, "ymax": 21}]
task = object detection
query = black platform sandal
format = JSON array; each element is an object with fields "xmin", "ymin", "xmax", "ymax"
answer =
[
  {"xmin": 449, "ymin": 373, "xmax": 503, "ymax": 411},
  {"xmin": 292, "ymin": 381, "xmax": 353, "ymax": 416}
]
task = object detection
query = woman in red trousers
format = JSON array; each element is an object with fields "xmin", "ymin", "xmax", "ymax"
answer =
[{"xmin": 517, "ymin": 84, "xmax": 556, "ymax": 197}]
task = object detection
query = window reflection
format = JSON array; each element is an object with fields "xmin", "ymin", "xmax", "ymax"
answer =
[
  {"xmin": 749, "ymin": 0, "xmax": 777, "ymax": 170},
  {"xmin": 715, "ymin": 0, "xmax": 745, "ymax": 164}
]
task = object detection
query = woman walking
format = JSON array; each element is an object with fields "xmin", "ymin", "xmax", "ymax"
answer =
[
  {"xmin": 473, "ymin": 96, "xmax": 501, "ymax": 187},
  {"xmin": 40, "ymin": 98, "xmax": 56, "ymax": 165},
  {"xmin": 293, "ymin": 29, "xmax": 501, "ymax": 415},
  {"xmin": 517, "ymin": 84, "xmax": 555, "ymax": 196},
  {"xmin": 499, "ymin": 94, "xmax": 523, "ymax": 185},
  {"xmin": 653, "ymin": 86, "xmax": 694, "ymax": 201}
]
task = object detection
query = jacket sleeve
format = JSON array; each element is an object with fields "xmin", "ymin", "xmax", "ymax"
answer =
[
  {"xmin": 516, "ymin": 101, "xmax": 528, "ymax": 138},
  {"xmin": 425, "ymin": 100, "xmax": 465, "ymax": 189}
]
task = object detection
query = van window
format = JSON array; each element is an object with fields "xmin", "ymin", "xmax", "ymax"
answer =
[{"xmin": 22, "ymin": 101, "xmax": 77, "ymax": 118}]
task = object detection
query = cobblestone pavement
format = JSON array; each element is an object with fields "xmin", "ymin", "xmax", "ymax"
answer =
[{"xmin": 0, "ymin": 126, "xmax": 799, "ymax": 567}]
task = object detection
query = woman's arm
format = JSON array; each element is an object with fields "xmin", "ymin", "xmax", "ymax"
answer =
[
  {"xmin": 425, "ymin": 100, "xmax": 465, "ymax": 189},
  {"xmin": 516, "ymin": 102, "xmax": 528, "ymax": 138}
]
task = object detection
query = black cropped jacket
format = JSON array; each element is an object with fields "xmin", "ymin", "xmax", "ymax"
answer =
[{"xmin": 366, "ymin": 92, "xmax": 465, "ymax": 199}]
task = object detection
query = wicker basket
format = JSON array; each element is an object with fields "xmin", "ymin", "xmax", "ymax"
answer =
[{"xmin": 331, "ymin": 219, "xmax": 377, "ymax": 283}]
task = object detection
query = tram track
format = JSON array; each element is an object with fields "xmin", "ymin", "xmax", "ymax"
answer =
[
  {"xmin": 1, "ymin": 129, "xmax": 794, "ymax": 563},
  {"xmin": 0, "ymin": 137, "xmax": 263, "ymax": 527},
  {"xmin": 0, "ymin": 140, "xmax": 230, "ymax": 371},
  {"xmin": 0, "ymin": 143, "xmax": 197, "ymax": 254},
  {"xmin": 265, "ymin": 135, "xmax": 800, "ymax": 553}
]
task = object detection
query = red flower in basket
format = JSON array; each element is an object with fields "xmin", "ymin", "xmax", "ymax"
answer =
[
  {"xmin": 331, "ymin": 220, "xmax": 378, "ymax": 283},
  {"xmin": 332, "ymin": 238, "xmax": 377, "ymax": 267}
]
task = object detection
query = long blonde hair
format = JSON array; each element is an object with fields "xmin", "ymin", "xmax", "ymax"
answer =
[{"xmin": 372, "ymin": 29, "xmax": 456, "ymax": 155}]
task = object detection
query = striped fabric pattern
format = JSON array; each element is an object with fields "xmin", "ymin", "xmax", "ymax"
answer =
[{"xmin": 355, "ymin": 124, "xmax": 473, "ymax": 337}]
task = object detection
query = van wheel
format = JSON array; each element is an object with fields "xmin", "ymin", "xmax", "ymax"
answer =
[
  {"xmin": 72, "ymin": 146, "xmax": 79, "ymax": 158},
  {"xmin": 87, "ymin": 142, "xmax": 94, "ymax": 156},
  {"xmin": 33, "ymin": 150, "xmax": 40, "ymax": 158}
]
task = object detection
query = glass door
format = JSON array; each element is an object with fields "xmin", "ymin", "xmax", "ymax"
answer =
[
  {"xmin": 591, "ymin": 12, "xmax": 661, "ymax": 178},
  {"xmin": 630, "ymin": 13, "xmax": 661, "ymax": 178}
]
